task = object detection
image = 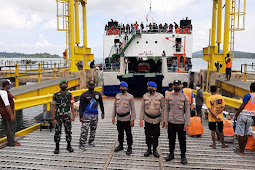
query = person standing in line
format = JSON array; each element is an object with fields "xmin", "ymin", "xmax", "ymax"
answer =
[
  {"xmin": 52, "ymin": 80, "xmax": 75, "ymax": 154},
  {"xmin": 206, "ymin": 86, "xmax": 228, "ymax": 149},
  {"xmin": 0, "ymin": 80, "xmax": 21, "ymax": 147},
  {"xmin": 234, "ymin": 82, "xmax": 255, "ymax": 155},
  {"xmin": 165, "ymin": 83, "xmax": 174, "ymax": 98},
  {"xmin": 140, "ymin": 81, "xmax": 165, "ymax": 158},
  {"xmin": 79, "ymin": 80, "xmax": 105, "ymax": 151},
  {"xmin": 90, "ymin": 60, "xmax": 95, "ymax": 69},
  {"xmin": 112, "ymin": 81, "xmax": 136, "ymax": 155},
  {"xmin": 195, "ymin": 84, "xmax": 204, "ymax": 120},
  {"xmin": 164, "ymin": 80, "xmax": 190, "ymax": 164},
  {"xmin": 182, "ymin": 82, "xmax": 194, "ymax": 109},
  {"xmin": 225, "ymin": 53, "xmax": 232, "ymax": 81}
]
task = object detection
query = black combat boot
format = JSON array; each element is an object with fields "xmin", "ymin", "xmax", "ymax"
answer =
[
  {"xmin": 144, "ymin": 145, "xmax": 152, "ymax": 157},
  {"xmin": 54, "ymin": 143, "xmax": 59, "ymax": 154},
  {"xmin": 114, "ymin": 144, "xmax": 124, "ymax": 152},
  {"xmin": 153, "ymin": 145, "xmax": 160, "ymax": 158},
  {"xmin": 181, "ymin": 156, "xmax": 187, "ymax": 164},
  {"xmin": 126, "ymin": 145, "xmax": 132, "ymax": 155},
  {"xmin": 165, "ymin": 153, "xmax": 175, "ymax": 162},
  {"xmin": 67, "ymin": 142, "xmax": 74, "ymax": 152}
]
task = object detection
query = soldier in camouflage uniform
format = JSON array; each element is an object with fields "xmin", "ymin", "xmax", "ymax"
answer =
[
  {"xmin": 52, "ymin": 80, "xmax": 75, "ymax": 154},
  {"xmin": 79, "ymin": 80, "xmax": 105, "ymax": 151}
]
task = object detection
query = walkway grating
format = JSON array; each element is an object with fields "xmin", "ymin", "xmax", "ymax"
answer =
[{"xmin": 0, "ymin": 98, "xmax": 254, "ymax": 169}]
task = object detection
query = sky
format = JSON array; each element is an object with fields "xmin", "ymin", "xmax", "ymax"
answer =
[{"xmin": 0, "ymin": 0, "xmax": 254, "ymax": 58}]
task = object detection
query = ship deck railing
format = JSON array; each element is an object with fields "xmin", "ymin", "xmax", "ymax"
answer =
[{"xmin": 105, "ymin": 27, "xmax": 193, "ymax": 36}]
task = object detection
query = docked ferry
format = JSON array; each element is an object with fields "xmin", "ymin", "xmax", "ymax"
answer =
[{"xmin": 103, "ymin": 18, "xmax": 193, "ymax": 96}]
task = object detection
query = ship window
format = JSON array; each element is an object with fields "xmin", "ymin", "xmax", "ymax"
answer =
[
  {"xmin": 146, "ymin": 41, "xmax": 148, "ymax": 44},
  {"xmin": 155, "ymin": 41, "xmax": 157, "ymax": 43}
]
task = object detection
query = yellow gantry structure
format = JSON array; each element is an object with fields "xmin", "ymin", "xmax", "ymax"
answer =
[
  {"xmin": 203, "ymin": 0, "xmax": 246, "ymax": 72},
  {"xmin": 57, "ymin": 0, "xmax": 94, "ymax": 71}
]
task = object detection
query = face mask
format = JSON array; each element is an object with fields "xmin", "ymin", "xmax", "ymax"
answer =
[
  {"xmin": 61, "ymin": 86, "xmax": 67, "ymax": 91},
  {"xmin": 149, "ymin": 89, "xmax": 156, "ymax": 94},
  {"xmin": 174, "ymin": 87, "xmax": 181, "ymax": 92},
  {"xmin": 196, "ymin": 86, "xmax": 200, "ymax": 90},
  {"xmin": 121, "ymin": 89, "xmax": 127, "ymax": 93},
  {"xmin": 89, "ymin": 87, "xmax": 94, "ymax": 91}
]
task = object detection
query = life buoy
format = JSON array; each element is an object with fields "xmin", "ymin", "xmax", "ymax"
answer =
[
  {"xmin": 114, "ymin": 29, "xmax": 120, "ymax": 35},
  {"xmin": 108, "ymin": 29, "xmax": 113, "ymax": 35},
  {"xmin": 176, "ymin": 28, "xmax": 182, "ymax": 34},
  {"xmin": 184, "ymin": 28, "xmax": 190, "ymax": 34}
]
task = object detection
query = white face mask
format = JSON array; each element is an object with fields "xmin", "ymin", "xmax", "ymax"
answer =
[{"xmin": 196, "ymin": 86, "xmax": 200, "ymax": 90}]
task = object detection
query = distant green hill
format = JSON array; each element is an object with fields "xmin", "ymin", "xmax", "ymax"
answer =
[
  {"xmin": 0, "ymin": 52, "xmax": 61, "ymax": 58},
  {"xmin": 192, "ymin": 50, "xmax": 255, "ymax": 58}
]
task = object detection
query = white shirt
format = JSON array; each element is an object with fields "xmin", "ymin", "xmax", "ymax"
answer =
[{"xmin": 0, "ymin": 90, "xmax": 10, "ymax": 106}]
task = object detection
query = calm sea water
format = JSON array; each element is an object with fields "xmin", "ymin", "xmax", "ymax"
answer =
[{"xmin": 0, "ymin": 57, "xmax": 254, "ymax": 138}]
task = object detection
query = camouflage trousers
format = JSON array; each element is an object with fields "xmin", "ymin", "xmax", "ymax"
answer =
[
  {"xmin": 79, "ymin": 114, "xmax": 98, "ymax": 147},
  {"xmin": 54, "ymin": 114, "xmax": 72, "ymax": 143}
]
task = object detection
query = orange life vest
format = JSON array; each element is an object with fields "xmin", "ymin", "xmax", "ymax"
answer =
[
  {"xmin": 226, "ymin": 57, "xmax": 232, "ymax": 68},
  {"xmin": 63, "ymin": 52, "xmax": 67, "ymax": 59},
  {"xmin": 245, "ymin": 126, "xmax": 255, "ymax": 151},
  {"xmin": 188, "ymin": 117, "xmax": 203, "ymax": 135},
  {"xmin": 182, "ymin": 88, "xmax": 193, "ymax": 103},
  {"xmin": 223, "ymin": 119, "xmax": 235, "ymax": 137},
  {"xmin": 241, "ymin": 93, "xmax": 255, "ymax": 116}
]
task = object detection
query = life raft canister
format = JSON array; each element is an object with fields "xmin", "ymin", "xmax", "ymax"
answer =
[
  {"xmin": 245, "ymin": 126, "xmax": 255, "ymax": 151},
  {"xmin": 188, "ymin": 116, "xmax": 203, "ymax": 136},
  {"xmin": 176, "ymin": 28, "xmax": 182, "ymax": 34},
  {"xmin": 223, "ymin": 119, "xmax": 235, "ymax": 143},
  {"xmin": 114, "ymin": 29, "xmax": 120, "ymax": 35},
  {"xmin": 108, "ymin": 29, "xmax": 113, "ymax": 35}
]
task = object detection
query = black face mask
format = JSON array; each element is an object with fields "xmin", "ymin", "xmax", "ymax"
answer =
[
  {"xmin": 174, "ymin": 87, "xmax": 181, "ymax": 92},
  {"xmin": 121, "ymin": 89, "xmax": 127, "ymax": 93},
  {"xmin": 149, "ymin": 89, "xmax": 156, "ymax": 94},
  {"xmin": 89, "ymin": 87, "xmax": 94, "ymax": 91},
  {"xmin": 61, "ymin": 86, "xmax": 67, "ymax": 91}
]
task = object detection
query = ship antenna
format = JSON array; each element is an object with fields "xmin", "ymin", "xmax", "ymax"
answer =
[{"xmin": 150, "ymin": 0, "xmax": 152, "ymax": 11}]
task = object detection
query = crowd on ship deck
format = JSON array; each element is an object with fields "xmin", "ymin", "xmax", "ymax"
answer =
[{"xmin": 105, "ymin": 20, "xmax": 192, "ymax": 35}]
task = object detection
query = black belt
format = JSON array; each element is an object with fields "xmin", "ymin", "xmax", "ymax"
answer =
[
  {"xmin": 145, "ymin": 112, "xmax": 160, "ymax": 119},
  {"xmin": 117, "ymin": 112, "xmax": 130, "ymax": 117}
]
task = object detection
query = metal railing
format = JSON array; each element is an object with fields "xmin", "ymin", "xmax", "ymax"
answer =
[
  {"xmin": 103, "ymin": 63, "xmax": 120, "ymax": 72},
  {"xmin": 105, "ymin": 27, "xmax": 192, "ymax": 36},
  {"xmin": 241, "ymin": 63, "xmax": 255, "ymax": 82},
  {"xmin": 193, "ymin": 90, "xmax": 242, "ymax": 109},
  {"xmin": 1, "ymin": 62, "xmax": 68, "ymax": 87},
  {"xmin": 14, "ymin": 87, "xmax": 102, "ymax": 111}
]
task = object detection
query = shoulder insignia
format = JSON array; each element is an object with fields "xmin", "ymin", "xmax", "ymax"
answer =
[{"xmin": 95, "ymin": 95, "xmax": 99, "ymax": 99}]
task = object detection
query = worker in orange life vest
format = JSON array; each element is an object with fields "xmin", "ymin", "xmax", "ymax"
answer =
[
  {"xmin": 188, "ymin": 110, "xmax": 203, "ymax": 137},
  {"xmin": 63, "ymin": 50, "xmax": 67, "ymax": 67},
  {"xmin": 234, "ymin": 82, "xmax": 255, "ymax": 155},
  {"xmin": 225, "ymin": 53, "xmax": 232, "ymax": 81},
  {"xmin": 181, "ymin": 82, "xmax": 194, "ymax": 109}
]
